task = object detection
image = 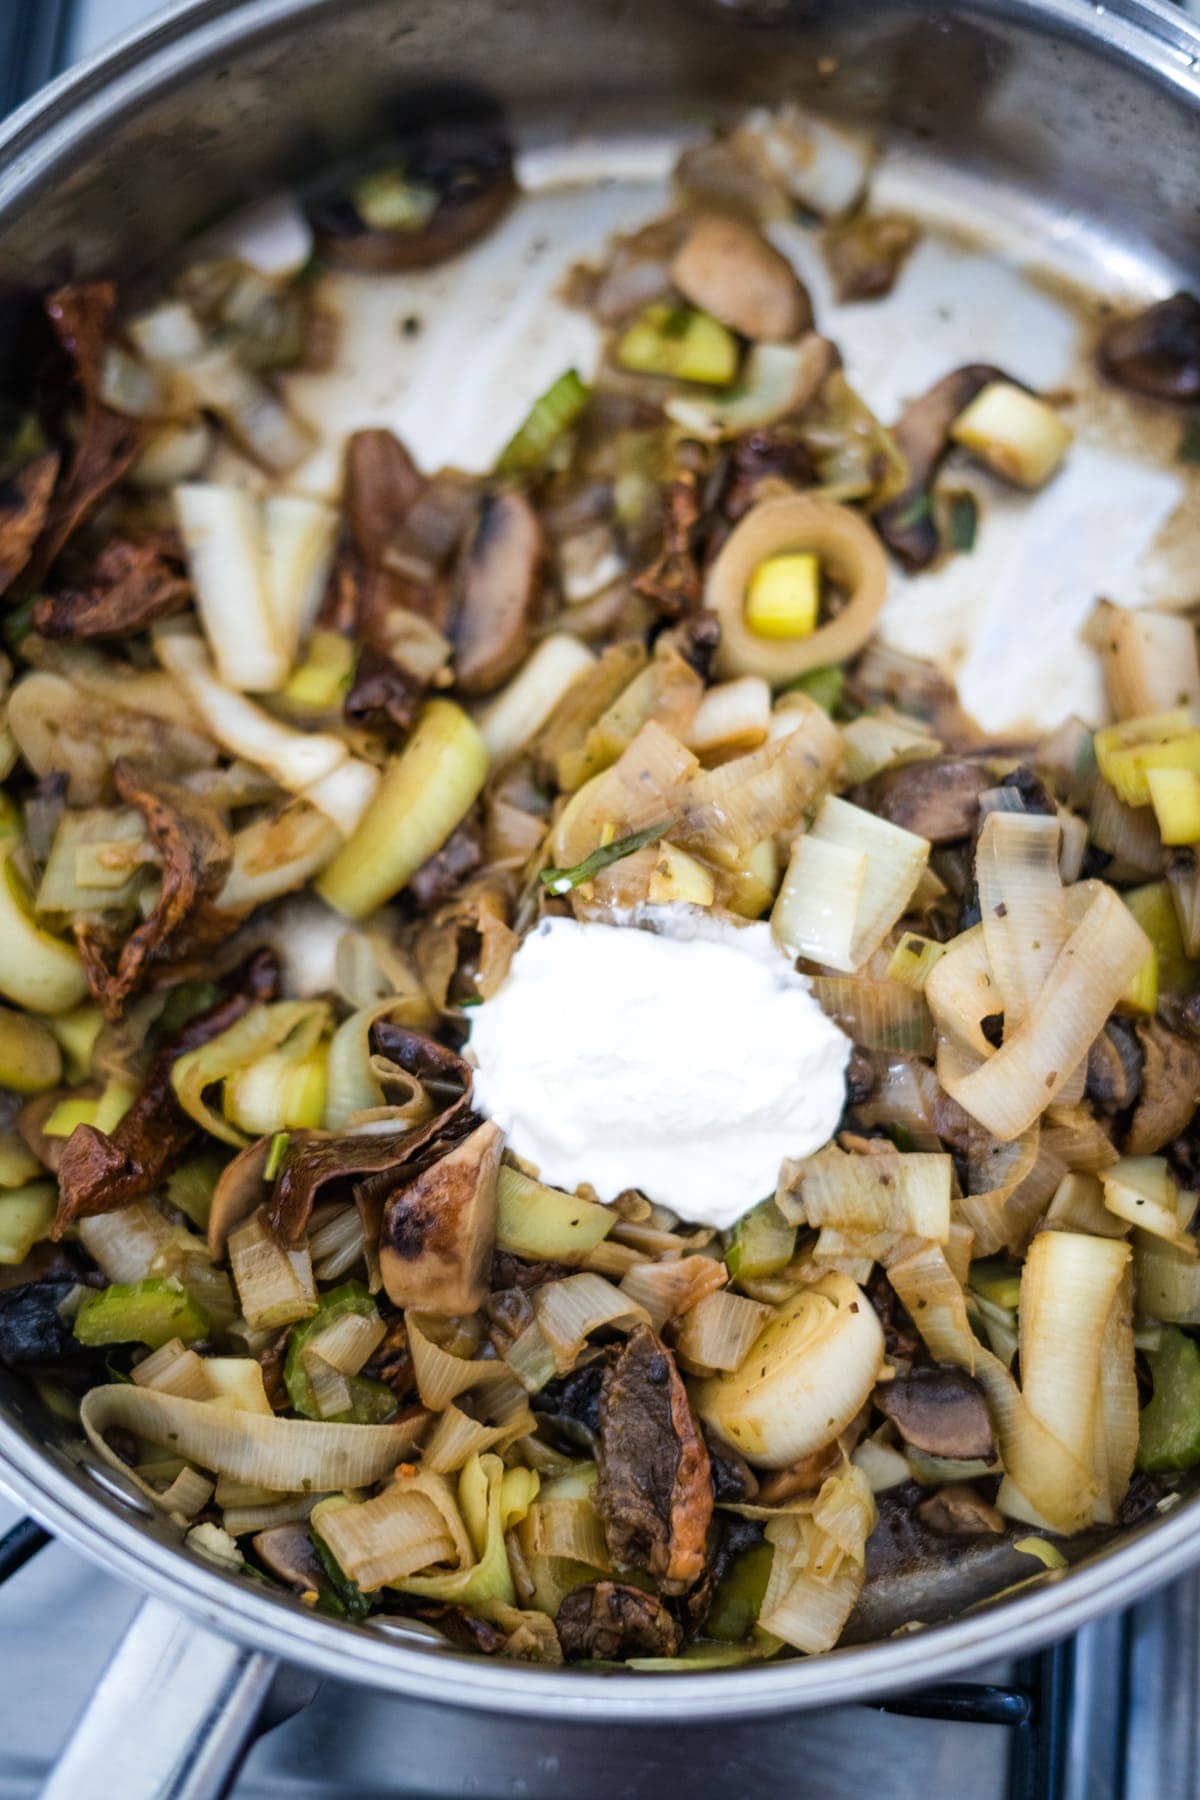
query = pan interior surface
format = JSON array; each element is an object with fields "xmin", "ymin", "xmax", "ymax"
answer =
[{"xmin": 0, "ymin": 0, "xmax": 1199, "ymax": 1718}]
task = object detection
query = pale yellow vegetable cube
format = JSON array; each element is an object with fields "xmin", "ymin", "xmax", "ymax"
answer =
[
  {"xmin": 745, "ymin": 553, "xmax": 820, "ymax": 640},
  {"xmin": 950, "ymin": 381, "xmax": 1072, "ymax": 488},
  {"xmin": 1147, "ymin": 766, "xmax": 1200, "ymax": 845},
  {"xmin": 647, "ymin": 843, "xmax": 715, "ymax": 907}
]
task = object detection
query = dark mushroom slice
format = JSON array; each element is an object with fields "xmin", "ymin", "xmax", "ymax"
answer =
[
  {"xmin": 917, "ymin": 1484, "xmax": 1006, "ymax": 1538},
  {"xmin": 1124, "ymin": 1019, "xmax": 1200, "ymax": 1156},
  {"xmin": 252, "ymin": 1522, "xmax": 328, "ymax": 1594},
  {"xmin": 307, "ymin": 119, "xmax": 516, "ymax": 274},
  {"xmin": 344, "ymin": 429, "xmax": 424, "ymax": 565},
  {"xmin": 378, "ymin": 1120, "xmax": 501, "ymax": 1315},
  {"xmin": 874, "ymin": 363, "xmax": 1007, "ymax": 569},
  {"xmin": 452, "ymin": 491, "xmax": 542, "ymax": 695},
  {"xmin": 343, "ymin": 644, "xmax": 427, "ymax": 744},
  {"xmin": 0, "ymin": 452, "xmax": 60, "ymax": 596},
  {"xmin": 596, "ymin": 1324, "xmax": 713, "ymax": 1590},
  {"xmin": 32, "ymin": 535, "xmax": 190, "ymax": 641},
  {"xmin": 1086, "ymin": 1018, "xmax": 1145, "ymax": 1116},
  {"xmin": 821, "ymin": 212, "xmax": 919, "ymax": 304},
  {"xmin": 867, "ymin": 757, "xmax": 991, "ymax": 844},
  {"xmin": 875, "ymin": 1365, "xmax": 997, "ymax": 1464},
  {"xmin": 702, "ymin": 1422, "xmax": 760, "ymax": 1503},
  {"xmin": 671, "ymin": 213, "xmax": 813, "ymax": 342},
  {"xmin": 207, "ymin": 1135, "xmax": 274, "ymax": 1261},
  {"xmin": 1098, "ymin": 293, "xmax": 1200, "ymax": 402},
  {"xmin": 408, "ymin": 812, "xmax": 484, "ymax": 912},
  {"xmin": 555, "ymin": 1580, "xmax": 681, "ymax": 1662}
]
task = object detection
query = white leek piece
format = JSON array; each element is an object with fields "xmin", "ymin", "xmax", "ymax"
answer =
[
  {"xmin": 173, "ymin": 484, "xmax": 287, "ymax": 692},
  {"xmin": 772, "ymin": 834, "xmax": 864, "ymax": 969},
  {"xmin": 477, "ymin": 635, "xmax": 595, "ymax": 765},
  {"xmin": 263, "ymin": 492, "xmax": 340, "ymax": 668},
  {"xmin": 976, "ymin": 811, "xmax": 1066, "ymax": 1029}
]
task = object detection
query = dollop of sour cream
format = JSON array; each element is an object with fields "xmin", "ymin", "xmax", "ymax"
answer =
[{"xmin": 467, "ymin": 911, "xmax": 851, "ymax": 1229}]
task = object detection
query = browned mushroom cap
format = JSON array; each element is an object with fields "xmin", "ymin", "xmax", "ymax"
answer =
[
  {"xmin": 916, "ymin": 1484, "xmax": 1005, "ymax": 1538},
  {"xmin": 1123, "ymin": 1019, "xmax": 1200, "ymax": 1156},
  {"xmin": 252, "ymin": 1522, "xmax": 326, "ymax": 1592},
  {"xmin": 875, "ymin": 364, "xmax": 1007, "ymax": 569},
  {"xmin": 378, "ymin": 1119, "xmax": 501, "ymax": 1314},
  {"xmin": 1099, "ymin": 293, "xmax": 1200, "ymax": 402},
  {"xmin": 596, "ymin": 1324, "xmax": 713, "ymax": 1590},
  {"xmin": 867, "ymin": 757, "xmax": 991, "ymax": 844},
  {"xmin": 670, "ymin": 213, "xmax": 812, "ymax": 343},
  {"xmin": 452, "ymin": 491, "xmax": 542, "ymax": 694},
  {"xmin": 207, "ymin": 1134, "xmax": 273, "ymax": 1261},
  {"xmin": 876, "ymin": 1365, "xmax": 997, "ymax": 1464},
  {"xmin": 307, "ymin": 121, "xmax": 515, "ymax": 274},
  {"xmin": 556, "ymin": 1581, "xmax": 682, "ymax": 1662},
  {"xmin": 707, "ymin": 493, "xmax": 889, "ymax": 682}
]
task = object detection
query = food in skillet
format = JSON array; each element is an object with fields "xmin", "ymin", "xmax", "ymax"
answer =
[{"xmin": 1, "ymin": 102, "xmax": 1200, "ymax": 1670}]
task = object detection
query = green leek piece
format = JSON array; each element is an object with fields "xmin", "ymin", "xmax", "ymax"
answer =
[
  {"xmin": 284, "ymin": 1281, "xmax": 384, "ymax": 1420},
  {"xmin": 617, "ymin": 304, "xmax": 739, "ymax": 387},
  {"xmin": 0, "ymin": 1005, "xmax": 62, "ymax": 1094},
  {"xmin": 43, "ymin": 1078, "xmax": 135, "ymax": 1140},
  {"xmin": 705, "ymin": 1540, "xmax": 774, "ymax": 1642},
  {"xmin": 351, "ymin": 166, "xmax": 438, "ymax": 233},
  {"xmin": 540, "ymin": 818, "xmax": 675, "ymax": 897},
  {"xmin": 969, "ymin": 1256, "xmax": 1023, "ymax": 1311},
  {"xmin": 317, "ymin": 700, "xmax": 489, "ymax": 921},
  {"xmin": 283, "ymin": 630, "xmax": 357, "ymax": 712},
  {"xmin": 0, "ymin": 841, "xmax": 89, "ymax": 1015},
  {"xmin": 945, "ymin": 490, "xmax": 978, "ymax": 553},
  {"xmin": 1137, "ymin": 1326, "xmax": 1200, "ymax": 1474},
  {"xmin": 74, "ymin": 1278, "xmax": 211, "ymax": 1350},
  {"xmin": 223, "ymin": 1043, "xmax": 327, "ymax": 1138},
  {"xmin": 157, "ymin": 981, "xmax": 221, "ymax": 1036},
  {"xmin": 496, "ymin": 369, "xmax": 590, "ymax": 478},
  {"xmin": 264, "ymin": 1132, "xmax": 291, "ymax": 1183},
  {"xmin": 0, "ymin": 1133, "xmax": 44, "ymax": 1189},
  {"xmin": 310, "ymin": 1526, "xmax": 372, "ymax": 1620},
  {"xmin": 496, "ymin": 1165, "xmax": 614, "ymax": 1261},
  {"xmin": 725, "ymin": 1198, "xmax": 796, "ymax": 1281},
  {"xmin": 48, "ymin": 1003, "xmax": 104, "ymax": 1082},
  {"xmin": 782, "ymin": 666, "xmax": 844, "ymax": 715},
  {"xmin": 0, "ymin": 794, "xmax": 19, "ymax": 840},
  {"xmin": 0, "ymin": 1183, "xmax": 57, "ymax": 1264},
  {"xmin": 167, "ymin": 1153, "xmax": 227, "ymax": 1231},
  {"xmin": 1125, "ymin": 881, "xmax": 1199, "ymax": 998}
]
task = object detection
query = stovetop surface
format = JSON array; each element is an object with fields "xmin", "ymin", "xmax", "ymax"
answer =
[{"xmin": 3, "ymin": 2, "xmax": 1200, "ymax": 1794}]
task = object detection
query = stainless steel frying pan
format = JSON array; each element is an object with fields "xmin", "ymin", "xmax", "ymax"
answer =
[{"xmin": 1, "ymin": 1, "xmax": 1199, "ymax": 1792}]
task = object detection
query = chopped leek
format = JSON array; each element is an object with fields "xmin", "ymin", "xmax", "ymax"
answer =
[
  {"xmin": 317, "ymin": 701, "xmax": 489, "ymax": 920},
  {"xmin": 705, "ymin": 1541, "xmax": 774, "ymax": 1642},
  {"xmin": 646, "ymin": 842, "xmax": 715, "ymax": 907},
  {"xmin": 0, "ymin": 1183, "xmax": 57, "ymax": 1264},
  {"xmin": 969, "ymin": 1256, "xmax": 1022, "ymax": 1310},
  {"xmin": 1094, "ymin": 710, "xmax": 1199, "ymax": 807},
  {"xmin": 1147, "ymin": 766, "xmax": 1200, "ymax": 845},
  {"xmin": 725, "ymin": 1198, "xmax": 796, "ymax": 1281},
  {"xmin": 949, "ymin": 382, "xmax": 1072, "ymax": 488},
  {"xmin": 1124, "ymin": 881, "xmax": 1199, "ymax": 996},
  {"xmin": 0, "ymin": 1134, "xmax": 44, "ymax": 1189},
  {"xmin": 0, "ymin": 842, "xmax": 89, "ymax": 1015},
  {"xmin": 540, "ymin": 817, "xmax": 674, "ymax": 896},
  {"xmin": 284, "ymin": 1283, "xmax": 393, "ymax": 1423},
  {"xmin": 0, "ymin": 1007, "xmax": 62, "ymax": 1094},
  {"xmin": 74, "ymin": 1278, "xmax": 211, "ymax": 1350},
  {"xmin": 224, "ymin": 1042, "xmax": 327, "ymax": 1137},
  {"xmin": 167, "ymin": 1154, "xmax": 227, "ymax": 1231},
  {"xmin": 886, "ymin": 932, "xmax": 947, "ymax": 991},
  {"xmin": 477, "ymin": 634, "xmax": 595, "ymax": 766},
  {"xmin": 496, "ymin": 370, "xmax": 590, "ymax": 477},
  {"xmin": 745, "ymin": 554, "xmax": 820, "ymax": 641},
  {"xmin": 227, "ymin": 1208, "xmax": 318, "ymax": 1331},
  {"xmin": 43, "ymin": 1077, "xmax": 135, "ymax": 1139},
  {"xmin": 496, "ymin": 1166, "xmax": 614, "ymax": 1262},
  {"xmin": 1136, "ymin": 1327, "xmax": 1200, "ymax": 1473},
  {"xmin": 282, "ymin": 630, "xmax": 356, "ymax": 713},
  {"xmin": 616, "ymin": 304, "xmax": 739, "ymax": 386},
  {"xmin": 48, "ymin": 1003, "xmax": 104, "ymax": 1082},
  {"xmin": 172, "ymin": 999, "xmax": 329, "ymax": 1148},
  {"xmin": 174, "ymin": 483, "xmax": 288, "ymax": 692}
]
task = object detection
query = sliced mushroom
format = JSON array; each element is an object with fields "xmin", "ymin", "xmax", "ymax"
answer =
[
  {"xmin": 252, "ymin": 1522, "xmax": 327, "ymax": 1593},
  {"xmin": 597, "ymin": 1324, "xmax": 713, "ymax": 1589},
  {"xmin": 207, "ymin": 1134, "xmax": 273, "ymax": 1260},
  {"xmin": 867, "ymin": 757, "xmax": 990, "ymax": 844},
  {"xmin": 875, "ymin": 364, "xmax": 1007, "ymax": 569},
  {"xmin": 670, "ymin": 213, "xmax": 812, "ymax": 343},
  {"xmin": 378, "ymin": 1119, "xmax": 501, "ymax": 1314},
  {"xmin": 452, "ymin": 491, "xmax": 542, "ymax": 695},
  {"xmin": 821, "ymin": 212, "xmax": 919, "ymax": 304},
  {"xmin": 875, "ymin": 1365, "xmax": 996, "ymax": 1464},
  {"xmin": 707, "ymin": 493, "xmax": 889, "ymax": 682},
  {"xmin": 916, "ymin": 1483, "xmax": 1005, "ymax": 1538},
  {"xmin": 1086, "ymin": 1019, "xmax": 1144, "ymax": 1115},
  {"xmin": 1099, "ymin": 293, "xmax": 1200, "ymax": 402},
  {"xmin": 1124, "ymin": 1019, "xmax": 1200, "ymax": 1156},
  {"xmin": 345, "ymin": 429, "xmax": 424, "ymax": 564},
  {"xmin": 307, "ymin": 119, "xmax": 515, "ymax": 274},
  {"xmin": 0, "ymin": 452, "xmax": 60, "ymax": 597},
  {"xmin": 32, "ymin": 535, "xmax": 190, "ymax": 642},
  {"xmin": 555, "ymin": 1580, "xmax": 681, "ymax": 1662}
]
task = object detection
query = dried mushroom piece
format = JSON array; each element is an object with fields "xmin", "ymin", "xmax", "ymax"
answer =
[
  {"xmin": 876, "ymin": 1365, "xmax": 997, "ymax": 1464},
  {"xmin": 556, "ymin": 1581, "xmax": 681, "ymax": 1662},
  {"xmin": 75, "ymin": 759, "xmax": 235, "ymax": 1019},
  {"xmin": 378, "ymin": 1118, "xmax": 502, "ymax": 1314},
  {"xmin": 0, "ymin": 453, "xmax": 60, "ymax": 597},
  {"xmin": 32, "ymin": 536, "xmax": 191, "ymax": 641},
  {"xmin": 596, "ymin": 1324, "xmax": 713, "ymax": 1590},
  {"xmin": 452, "ymin": 491, "xmax": 542, "ymax": 695}
]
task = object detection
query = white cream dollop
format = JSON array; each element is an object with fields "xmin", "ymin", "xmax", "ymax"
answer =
[{"xmin": 467, "ymin": 911, "xmax": 850, "ymax": 1228}]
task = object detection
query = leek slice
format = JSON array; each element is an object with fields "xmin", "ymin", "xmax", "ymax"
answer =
[
  {"xmin": 0, "ymin": 1184, "xmax": 56, "ymax": 1264},
  {"xmin": 74, "ymin": 1277, "xmax": 210, "ymax": 1350},
  {"xmin": 495, "ymin": 369, "xmax": 590, "ymax": 477},
  {"xmin": 174, "ymin": 483, "xmax": 288, "ymax": 692},
  {"xmin": 0, "ymin": 1007, "xmax": 62, "ymax": 1093},
  {"xmin": 495, "ymin": 1166, "xmax": 614, "ymax": 1263},
  {"xmin": 317, "ymin": 701, "xmax": 489, "ymax": 920},
  {"xmin": 0, "ymin": 842, "xmax": 89, "ymax": 1015}
]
